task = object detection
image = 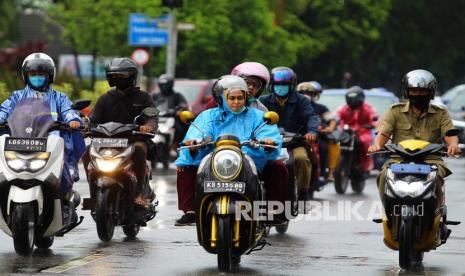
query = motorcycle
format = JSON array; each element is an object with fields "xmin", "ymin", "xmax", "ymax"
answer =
[
  {"xmin": 178, "ymin": 110, "xmax": 279, "ymax": 272},
  {"xmin": 151, "ymin": 109, "xmax": 176, "ymax": 169},
  {"xmin": 82, "ymin": 107, "xmax": 158, "ymax": 242},
  {"xmin": 333, "ymin": 124, "xmax": 372, "ymax": 194},
  {"xmin": 0, "ymin": 98, "xmax": 89, "ymax": 255},
  {"xmin": 372, "ymin": 130, "xmax": 462, "ymax": 269}
]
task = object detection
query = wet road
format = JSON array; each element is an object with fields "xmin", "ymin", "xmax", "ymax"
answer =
[{"xmin": 0, "ymin": 159, "xmax": 464, "ymax": 276}]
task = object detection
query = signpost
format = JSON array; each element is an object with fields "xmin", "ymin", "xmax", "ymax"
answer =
[{"xmin": 128, "ymin": 13, "xmax": 169, "ymax": 47}]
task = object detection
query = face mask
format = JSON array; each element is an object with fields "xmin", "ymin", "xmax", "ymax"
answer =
[
  {"xmin": 114, "ymin": 78, "xmax": 133, "ymax": 91},
  {"xmin": 273, "ymin": 85, "xmax": 290, "ymax": 97},
  {"xmin": 409, "ymin": 95, "xmax": 430, "ymax": 110},
  {"xmin": 29, "ymin": 76, "xmax": 47, "ymax": 89},
  {"xmin": 247, "ymin": 97, "xmax": 256, "ymax": 104},
  {"xmin": 159, "ymin": 83, "xmax": 173, "ymax": 94},
  {"xmin": 231, "ymin": 106, "xmax": 246, "ymax": 115}
]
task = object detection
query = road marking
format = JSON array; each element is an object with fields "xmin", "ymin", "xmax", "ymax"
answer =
[{"xmin": 41, "ymin": 252, "xmax": 108, "ymax": 273}]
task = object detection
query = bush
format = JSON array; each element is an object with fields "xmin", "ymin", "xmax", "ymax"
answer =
[
  {"xmin": 80, "ymin": 80, "xmax": 111, "ymax": 108},
  {"xmin": 0, "ymin": 82, "xmax": 10, "ymax": 102}
]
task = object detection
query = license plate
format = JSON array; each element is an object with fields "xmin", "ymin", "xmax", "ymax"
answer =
[
  {"xmin": 92, "ymin": 138, "xmax": 128, "ymax": 148},
  {"xmin": 203, "ymin": 181, "xmax": 246, "ymax": 194},
  {"xmin": 4, "ymin": 137, "xmax": 47, "ymax": 152},
  {"xmin": 391, "ymin": 163, "xmax": 431, "ymax": 174}
]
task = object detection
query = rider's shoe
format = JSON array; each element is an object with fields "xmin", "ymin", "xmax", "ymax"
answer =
[{"xmin": 175, "ymin": 212, "xmax": 196, "ymax": 226}]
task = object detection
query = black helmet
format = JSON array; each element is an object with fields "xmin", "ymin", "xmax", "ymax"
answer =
[
  {"xmin": 345, "ymin": 85, "xmax": 365, "ymax": 109},
  {"xmin": 269, "ymin": 67, "xmax": 297, "ymax": 96},
  {"xmin": 402, "ymin": 69, "xmax": 437, "ymax": 99},
  {"xmin": 106, "ymin": 57, "xmax": 138, "ymax": 90},
  {"xmin": 158, "ymin": 73, "xmax": 175, "ymax": 94},
  {"xmin": 21, "ymin": 53, "xmax": 55, "ymax": 91}
]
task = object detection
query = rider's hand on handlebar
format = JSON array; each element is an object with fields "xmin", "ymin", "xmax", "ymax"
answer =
[
  {"xmin": 304, "ymin": 133, "xmax": 317, "ymax": 144},
  {"xmin": 69, "ymin": 121, "xmax": 80, "ymax": 129},
  {"xmin": 320, "ymin": 127, "xmax": 333, "ymax": 134},
  {"xmin": 447, "ymin": 145, "xmax": 461, "ymax": 156},
  {"xmin": 139, "ymin": 125, "xmax": 154, "ymax": 133},
  {"xmin": 368, "ymin": 144, "xmax": 382, "ymax": 153}
]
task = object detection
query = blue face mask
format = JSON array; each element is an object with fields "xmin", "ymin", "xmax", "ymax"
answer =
[
  {"xmin": 29, "ymin": 76, "xmax": 47, "ymax": 88},
  {"xmin": 273, "ymin": 84, "xmax": 290, "ymax": 97}
]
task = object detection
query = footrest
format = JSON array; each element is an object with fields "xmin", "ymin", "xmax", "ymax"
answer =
[
  {"xmin": 445, "ymin": 220, "xmax": 461, "ymax": 225},
  {"xmin": 372, "ymin": 218, "xmax": 382, "ymax": 223}
]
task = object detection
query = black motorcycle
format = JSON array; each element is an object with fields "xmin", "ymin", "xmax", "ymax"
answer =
[{"xmin": 82, "ymin": 108, "xmax": 158, "ymax": 242}]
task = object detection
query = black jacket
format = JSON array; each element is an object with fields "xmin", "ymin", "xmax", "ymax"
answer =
[
  {"xmin": 90, "ymin": 87, "xmax": 158, "ymax": 129},
  {"xmin": 152, "ymin": 90, "xmax": 188, "ymax": 116}
]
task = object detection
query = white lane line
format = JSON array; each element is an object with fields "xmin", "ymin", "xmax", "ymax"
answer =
[{"xmin": 41, "ymin": 252, "xmax": 108, "ymax": 273}]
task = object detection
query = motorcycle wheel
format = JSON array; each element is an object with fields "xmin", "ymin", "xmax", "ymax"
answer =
[
  {"xmin": 12, "ymin": 203, "xmax": 36, "ymax": 255},
  {"xmin": 95, "ymin": 189, "xmax": 116, "ymax": 242},
  {"xmin": 122, "ymin": 225, "xmax": 140, "ymax": 239},
  {"xmin": 34, "ymin": 235, "xmax": 54, "ymax": 249},
  {"xmin": 334, "ymin": 156, "xmax": 350, "ymax": 194},
  {"xmin": 217, "ymin": 216, "xmax": 233, "ymax": 272},
  {"xmin": 350, "ymin": 175, "xmax": 366, "ymax": 193},
  {"xmin": 399, "ymin": 219, "xmax": 414, "ymax": 269},
  {"xmin": 275, "ymin": 221, "xmax": 289, "ymax": 234}
]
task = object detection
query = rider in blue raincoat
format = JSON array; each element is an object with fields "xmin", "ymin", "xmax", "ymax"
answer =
[
  {"xmin": 0, "ymin": 53, "xmax": 84, "ymax": 198},
  {"xmin": 174, "ymin": 75, "xmax": 283, "ymax": 226}
]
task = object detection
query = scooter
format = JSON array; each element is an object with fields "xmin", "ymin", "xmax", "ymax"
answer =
[
  {"xmin": 178, "ymin": 111, "xmax": 279, "ymax": 272},
  {"xmin": 333, "ymin": 124, "xmax": 372, "ymax": 194},
  {"xmin": 151, "ymin": 109, "xmax": 176, "ymax": 169},
  {"xmin": 372, "ymin": 130, "xmax": 462, "ymax": 269},
  {"xmin": 0, "ymin": 98, "xmax": 89, "ymax": 255},
  {"xmin": 82, "ymin": 107, "xmax": 158, "ymax": 242}
]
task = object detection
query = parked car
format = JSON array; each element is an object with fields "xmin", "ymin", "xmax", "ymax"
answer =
[
  {"xmin": 319, "ymin": 88, "xmax": 399, "ymax": 170},
  {"xmin": 440, "ymin": 84, "xmax": 465, "ymax": 141},
  {"xmin": 173, "ymin": 79, "xmax": 215, "ymax": 116}
]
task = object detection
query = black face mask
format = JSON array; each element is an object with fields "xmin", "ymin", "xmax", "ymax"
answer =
[
  {"xmin": 114, "ymin": 78, "xmax": 133, "ymax": 91},
  {"xmin": 409, "ymin": 95, "xmax": 430, "ymax": 110},
  {"xmin": 159, "ymin": 83, "xmax": 173, "ymax": 94}
]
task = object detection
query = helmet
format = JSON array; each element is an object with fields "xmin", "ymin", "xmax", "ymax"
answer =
[
  {"xmin": 158, "ymin": 73, "xmax": 175, "ymax": 94},
  {"xmin": 230, "ymin": 62, "xmax": 270, "ymax": 97},
  {"xmin": 402, "ymin": 69, "xmax": 437, "ymax": 99},
  {"xmin": 212, "ymin": 75, "xmax": 248, "ymax": 106},
  {"xmin": 21, "ymin": 53, "xmax": 55, "ymax": 90},
  {"xmin": 106, "ymin": 57, "xmax": 138, "ymax": 90},
  {"xmin": 269, "ymin": 67, "xmax": 297, "ymax": 97},
  {"xmin": 345, "ymin": 86, "xmax": 365, "ymax": 109},
  {"xmin": 296, "ymin": 81, "xmax": 322, "ymax": 94}
]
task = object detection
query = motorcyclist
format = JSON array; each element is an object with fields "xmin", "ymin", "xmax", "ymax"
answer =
[
  {"xmin": 259, "ymin": 67, "xmax": 319, "ymax": 200},
  {"xmin": 297, "ymin": 81, "xmax": 340, "ymax": 182},
  {"xmin": 368, "ymin": 69, "xmax": 461, "ymax": 206},
  {"xmin": 336, "ymin": 86, "xmax": 377, "ymax": 177},
  {"xmin": 83, "ymin": 57, "xmax": 158, "ymax": 207},
  {"xmin": 174, "ymin": 75, "xmax": 285, "ymax": 226},
  {"xmin": 152, "ymin": 73, "xmax": 189, "ymax": 155},
  {"xmin": 0, "ymin": 52, "xmax": 84, "ymax": 220}
]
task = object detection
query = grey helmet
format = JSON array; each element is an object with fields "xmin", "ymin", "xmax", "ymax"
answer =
[{"xmin": 212, "ymin": 75, "xmax": 248, "ymax": 106}]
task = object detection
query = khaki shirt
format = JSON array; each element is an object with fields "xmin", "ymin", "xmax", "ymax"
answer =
[{"xmin": 378, "ymin": 102, "xmax": 454, "ymax": 144}]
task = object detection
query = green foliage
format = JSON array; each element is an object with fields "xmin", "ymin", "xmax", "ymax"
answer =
[
  {"xmin": 0, "ymin": 82, "xmax": 11, "ymax": 103},
  {"xmin": 80, "ymin": 81, "xmax": 111, "ymax": 108},
  {"xmin": 0, "ymin": 0, "xmax": 19, "ymax": 47}
]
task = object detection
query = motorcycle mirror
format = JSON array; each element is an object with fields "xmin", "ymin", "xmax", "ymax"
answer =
[
  {"xmin": 179, "ymin": 111, "xmax": 195, "ymax": 124},
  {"xmin": 71, "ymin": 99, "xmax": 91, "ymax": 111},
  {"xmin": 263, "ymin": 111, "xmax": 279, "ymax": 125},
  {"xmin": 445, "ymin": 128, "xmax": 461, "ymax": 137}
]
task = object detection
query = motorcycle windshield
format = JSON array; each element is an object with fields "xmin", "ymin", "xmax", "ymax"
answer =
[{"xmin": 7, "ymin": 98, "xmax": 54, "ymax": 138}]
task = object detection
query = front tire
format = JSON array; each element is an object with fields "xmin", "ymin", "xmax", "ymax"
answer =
[
  {"xmin": 123, "ymin": 225, "xmax": 140, "ymax": 239},
  {"xmin": 275, "ymin": 221, "xmax": 289, "ymax": 234},
  {"xmin": 12, "ymin": 203, "xmax": 36, "ymax": 255},
  {"xmin": 95, "ymin": 189, "xmax": 116, "ymax": 242},
  {"xmin": 217, "ymin": 216, "xmax": 233, "ymax": 272},
  {"xmin": 399, "ymin": 219, "xmax": 414, "ymax": 269},
  {"xmin": 34, "ymin": 235, "xmax": 54, "ymax": 249},
  {"xmin": 334, "ymin": 156, "xmax": 350, "ymax": 194},
  {"xmin": 350, "ymin": 175, "xmax": 365, "ymax": 193}
]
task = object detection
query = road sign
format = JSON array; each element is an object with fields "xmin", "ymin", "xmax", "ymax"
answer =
[
  {"xmin": 128, "ymin": 13, "xmax": 169, "ymax": 46},
  {"xmin": 131, "ymin": 48, "xmax": 150, "ymax": 66}
]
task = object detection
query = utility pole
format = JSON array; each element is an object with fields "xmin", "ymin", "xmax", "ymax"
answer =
[{"xmin": 166, "ymin": 10, "xmax": 177, "ymax": 77}]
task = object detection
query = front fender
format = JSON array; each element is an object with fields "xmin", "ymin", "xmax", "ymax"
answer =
[
  {"xmin": 7, "ymin": 185, "xmax": 43, "ymax": 215},
  {"xmin": 212, "ymin": 195, "xmax": 238, "ymax": 215},
  {"xmin": 96, "ymin": 176, "xmax": 123, "ymax": 190}
]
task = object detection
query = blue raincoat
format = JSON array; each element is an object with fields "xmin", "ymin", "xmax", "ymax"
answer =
[
  {"xmin": 175, "ymin": 97, "xmax": 282, "ymax": 173},
  {"xmin": 0, "ymin": 86, "xmax": 85, "ymax": 193}
]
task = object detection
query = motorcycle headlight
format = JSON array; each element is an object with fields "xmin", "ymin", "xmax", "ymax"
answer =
[
  {"xmin": 389, "ymin": 179, "xmax": 432, "ymax": 198},
  {"xmin": 212, "ymin": 149, "xmax": 242, "ymax": 180},
  {"xmin": 96, "ymin": 158, "xmax": 122, "ymax": 172},
  {"xmin": 5, "ymin": 151, "xmax": 50, "ymax": 172}
]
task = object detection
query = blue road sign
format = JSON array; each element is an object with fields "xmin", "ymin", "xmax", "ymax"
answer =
[{"xmin": 129, "ymin": 13, "xmax": 169, "ymax": 46}]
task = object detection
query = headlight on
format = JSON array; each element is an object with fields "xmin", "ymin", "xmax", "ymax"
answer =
[
  {"xmin": 5, "ymin": 151, "xmax": 50, "ymax": 172},
  {"xmin": 96, "ymin": 158, "xmax": 122, "ymax": 172},
  {"xmin": 212, "ymin": 149, "xmax": 242, "ymax": 180},
  {"xmin": 390, "ymin": 180, "xmax": 430, "ymax": 198}
]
